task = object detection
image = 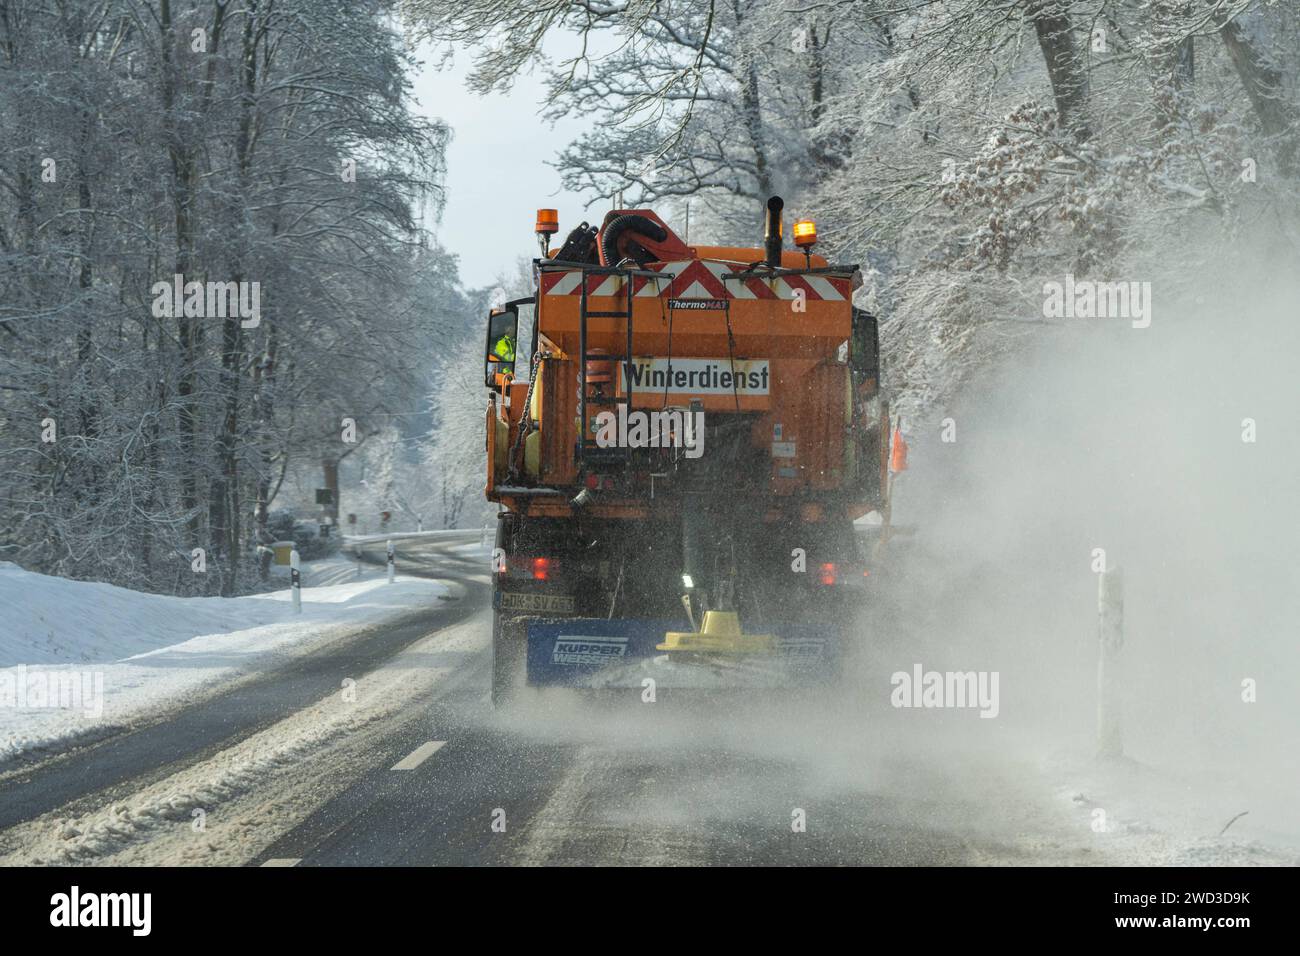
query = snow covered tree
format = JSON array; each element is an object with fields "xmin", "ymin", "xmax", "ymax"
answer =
[
  {"xmin": 1, "ymin": 0, "xmax": 451, "ymax": 595},
  {"xmin": 406, "ymin": 0, "xmax": 1299, "ymax": 418}
]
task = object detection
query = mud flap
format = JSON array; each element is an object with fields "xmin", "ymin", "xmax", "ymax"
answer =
[{"xmin": 525, "ymin": 618, "xmax": 839, "ymax": 690}]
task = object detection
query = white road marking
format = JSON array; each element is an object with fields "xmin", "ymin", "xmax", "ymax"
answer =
[
  {"xmin": 261, "ymin": 858, "xmax": 301, "ymax": 867},
  {"xmin": 391, "ymin": 740, "xmax": 447, "ymax": 771}
]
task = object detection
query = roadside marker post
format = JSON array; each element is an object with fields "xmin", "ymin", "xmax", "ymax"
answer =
[
  {"xmin": 1097, "ymin": 567, "xmax": 1124, "ymax": 758},
  {"xmin": 387, "ymin": 539, "xmax": 395, "ymax": 584},
  {"xmin": 291, "ymin": 548, "xmax": 302, "ymax": 613},
  {"xmin": 355, "ymin": 546, "xmax": 363, "ymax": 580}
]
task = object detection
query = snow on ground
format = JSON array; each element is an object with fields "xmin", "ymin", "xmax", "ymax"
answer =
[
  {"xmin": 0, "ymin": 561, "xmax": 449, "ymax": 764},
  {"xmin": 1042, "ymin": 750, "xmax": 1300, "ymax": 867},
  {"xmin": 0, "ymin": 607, "xmax": 490, "ymax": 866}
]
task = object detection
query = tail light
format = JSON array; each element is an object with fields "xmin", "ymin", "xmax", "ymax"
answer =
[
  {"xmin": 500, "ymin": 555, "xmax": 559, "ymax": 581},
  {"xmin": 819, "ymin": 563, "xmax": 837, "ymax": 586}
]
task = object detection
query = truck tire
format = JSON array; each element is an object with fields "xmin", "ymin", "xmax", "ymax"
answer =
[{"xmin": 491, "ymin": 512, "xmax": 522, "ymax": 708}]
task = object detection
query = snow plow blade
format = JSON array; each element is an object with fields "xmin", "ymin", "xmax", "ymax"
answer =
[{"xmin": 525, "ymin": 617, "xmax": 837, "ymax": 690}]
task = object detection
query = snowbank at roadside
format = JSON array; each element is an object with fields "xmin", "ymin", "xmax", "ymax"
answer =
[
  {"xmin": 0, "ymin": 561, "xmax": 449, "ymax": 763},
  {"xmin": 1043, "ymin": 749, "xmax": 1300, "ymax": 866}
]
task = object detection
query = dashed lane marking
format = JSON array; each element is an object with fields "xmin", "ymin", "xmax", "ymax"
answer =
[{"xmin": 391, "ymin": 740, "xmax": 447, "ymax": 771}]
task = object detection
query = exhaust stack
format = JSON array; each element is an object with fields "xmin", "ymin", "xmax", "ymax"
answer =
[{"xmin": 763, "ymin": 195, "xmax": 784, "ymax": 268}]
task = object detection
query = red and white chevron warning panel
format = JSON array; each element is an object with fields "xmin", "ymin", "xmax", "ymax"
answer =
[{"xmin": 539, "ymin": 261, "xmax": 850, "ymax": 302}]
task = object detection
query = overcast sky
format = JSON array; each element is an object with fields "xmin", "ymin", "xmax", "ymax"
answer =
[{"xmin": 407, "ymin": 41, "xmax": 599, "ymax": 289}]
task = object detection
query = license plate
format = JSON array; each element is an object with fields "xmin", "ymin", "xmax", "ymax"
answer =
[{"xmin": 499, "ymin": 592, "xmax": 576, "ymax": 614}]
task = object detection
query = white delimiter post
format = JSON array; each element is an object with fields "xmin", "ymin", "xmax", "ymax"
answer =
[
  {"xmin": 1097, "ymin": 567, "xmax": 1124, "ymax": 758},
  {"xmin": 386, "ymin": 539, "xmax": 395, "ymax": 584},
  {"xmin": 290, "ymin": 548, "xmax": 302, "ymax": 614}
]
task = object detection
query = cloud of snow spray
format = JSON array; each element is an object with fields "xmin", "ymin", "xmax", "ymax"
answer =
[
  {"xmin": 494, "ymin": 236, "xmax": 1300, "ymax": 857},
  {"xmin": 863, "ymin": 231, "xmax": 1300, "ymax": 852}
]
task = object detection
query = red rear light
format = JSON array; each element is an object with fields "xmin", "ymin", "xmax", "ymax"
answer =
[
  {"xmin": 584, "ymin": 473, "xmax": 600, "ymax": 490},
  {"xmin": 532, "ymin": 557, "xmax": 551, "ymax": 581},
  {"xmin": 602, "ymin": 476, "xmax": 616, "ymax": 490},
  {"xmin": 819, "ymin": 562, "xmax": 837, "ymax": 586}
]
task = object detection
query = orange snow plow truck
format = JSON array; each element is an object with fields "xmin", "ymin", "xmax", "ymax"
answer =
[{"xmin": 482, "ymin": 197, "xmax": 900, "ymax": 705}]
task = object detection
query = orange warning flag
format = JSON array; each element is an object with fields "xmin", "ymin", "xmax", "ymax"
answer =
[{"xmin": 890, "ymin": 422, "xmax": 909, "ymax": 473}]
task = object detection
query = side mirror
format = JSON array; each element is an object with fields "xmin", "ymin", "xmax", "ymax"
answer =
[{"xmin": 485, "ymin": 306, "xmax": 519, "ymax": 387}]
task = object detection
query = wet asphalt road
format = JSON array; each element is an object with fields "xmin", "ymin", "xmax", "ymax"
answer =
[{"xmin": 3, "ymin": 535, "xmax": 1046, "ymax": 866}]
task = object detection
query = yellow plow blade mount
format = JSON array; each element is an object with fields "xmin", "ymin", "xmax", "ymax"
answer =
[{"xmin": 658, "ymin": 611, "xmax": 776, "ymax": 654}]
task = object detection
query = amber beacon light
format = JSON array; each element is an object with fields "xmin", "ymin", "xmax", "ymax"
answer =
[
  {"xmin": 792, "ymin": 218, "xmax": 818, "ymax": 249},
  {"xmin": 535, "ymin": 208, "xmax": 559, "ymax": 252}
]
